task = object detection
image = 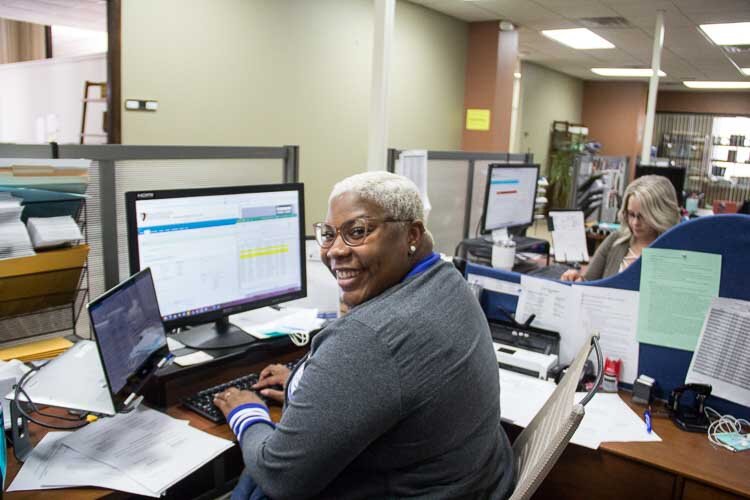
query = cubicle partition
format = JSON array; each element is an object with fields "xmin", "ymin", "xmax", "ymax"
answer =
[
  {"xmin": 387, "ymin": 149, "xmax": 533, "ymax": 255},
  {"xmin": 468, "ymin": 214, "xmax": 750, "ymax": 421},
  {"xmin": 0, "ymin": 143, "xmax": 299, "ymax": 341}
]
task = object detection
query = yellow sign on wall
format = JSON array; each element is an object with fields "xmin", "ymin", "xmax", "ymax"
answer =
[{"xmin": 465, "ymin": 109, "xmax": 491, "ymax": 131}]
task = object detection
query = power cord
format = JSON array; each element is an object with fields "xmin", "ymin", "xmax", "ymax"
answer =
[
  {"xmin": 12, "ymin": 363, "xmax": 91, "ymax": 430},
  {"xmin": 705, "ymin": 406, "xmax": 750, "ymax": 451}
]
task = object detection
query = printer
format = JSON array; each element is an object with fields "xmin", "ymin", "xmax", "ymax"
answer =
[{"xmin": 489, "ymin": 314, "xmax": 560, "ymax": 380}]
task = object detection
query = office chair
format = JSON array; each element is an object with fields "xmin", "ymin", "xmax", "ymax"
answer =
[{"xmin": 508, "ymin": 333, "xmax": 603, "ymax": 500}]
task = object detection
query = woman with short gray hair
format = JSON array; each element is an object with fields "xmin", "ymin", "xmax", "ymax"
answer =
[{"xmin": 216, "ymin": 171, "xmax": 515, "ymax": 499}]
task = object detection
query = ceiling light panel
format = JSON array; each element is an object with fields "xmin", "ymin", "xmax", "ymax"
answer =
[
  {"xmin": 683, "ymin": 81, "xmax": 750, "ymax": 89},
  {"xmin": 592, "ymin": 68, "xmax": 666, "ymax": 77},
  {"xmin": 699, "ymin": 22, "xmax": 750, "ymax": 45},
  {"xmin": 541, "ymin": 28, "xmax": 615, "ymax": 49}
]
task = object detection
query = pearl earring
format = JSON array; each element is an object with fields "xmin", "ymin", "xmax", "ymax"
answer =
[{"xmin": 409, "ymin": 245, "xmax": 417, "ymax": 255}]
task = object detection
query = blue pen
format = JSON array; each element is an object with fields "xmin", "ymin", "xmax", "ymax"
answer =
[{"xmin": 644, "ymin": 406, "xmax": 652, "ymax": 434}]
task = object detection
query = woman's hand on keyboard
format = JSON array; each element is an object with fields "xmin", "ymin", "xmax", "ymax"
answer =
[
  {"xmin": 253, "ymin": 364, "xmax": 291, "ymax": 404},
  {"xmin": 560, "ymin": 269, "xmax": 584, "ymax": 282},
  {"xmin": 214, "ymin": 387, "xmax": 264, "ymax": 417}
]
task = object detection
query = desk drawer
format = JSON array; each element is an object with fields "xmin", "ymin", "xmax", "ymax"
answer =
[
  {"xmin": 533, "ymin": 444, "xmax": 675, "ymax": 500},
  {"xmin": 682, "ymin": 480, "xmax": 747, "ymax": 500}
]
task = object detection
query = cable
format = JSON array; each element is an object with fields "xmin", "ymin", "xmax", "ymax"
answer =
[
  {"xmin": 705, "ymin": 406, "xmax": 750, "ymax": 451},
  {"xmin": 12, "ymin": 364, "xmax": 90, "ymax": 430}
]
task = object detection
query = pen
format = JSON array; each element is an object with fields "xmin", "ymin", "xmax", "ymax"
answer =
[{"xmin": 644, "ymin": 406, "xmax": 652, "ymax": 434}]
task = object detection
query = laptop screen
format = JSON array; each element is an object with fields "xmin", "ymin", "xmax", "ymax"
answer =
[{"xmin": 88, "ymin": 268, "xmax": 168, "ymax": 408}]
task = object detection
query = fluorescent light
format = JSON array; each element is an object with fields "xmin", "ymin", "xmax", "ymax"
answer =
[
  {"xmin": 592, "ymin": 68, "xmax": 666, "ymax": 77},
  {"xmin": 683, "ymin": 81, "xmax": 750, "ymax": 89},
  {"xmin": 699, "ymin": 22, "xmax": 750, "ymax": 45},
  {"xmin": 742, "ymin": 68, "xmax": 750, "ymax": 76},
  {"xmin": 541, "ymin": 28, "xmax": 614, "ymax": 50}
]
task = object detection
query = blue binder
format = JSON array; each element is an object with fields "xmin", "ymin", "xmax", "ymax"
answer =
[{"xmin": 467, "ymin": 214, "xmax": 750, "ymax": 419}]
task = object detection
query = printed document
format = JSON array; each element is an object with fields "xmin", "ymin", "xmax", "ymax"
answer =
[
  {"xmin": 686, "ymin": 297, "xmax": 750, "ymax": 407},
  {"xmin": 548, "ymin": 210, "xmax": 589, "ymax": 263},
  {"xmin": 572, "ymin": 393, "xmax": 661, "ymax": 449},
  {"xmin": 516, "ymin": 276, "xmax": 583, "ymax": 364},
  {"xmin": 8, "ymin": 432, "xmax": 156, "ymax": 497},
  {"xmin": 637, "ymin": 248, "xmax": 721, "ymax": 351},
  {"xmin": 572, "ymin": 285, "xmax": 640, "ymax": 385},
  {"xmin": 61, "ymin": 406, "xmax": 233, "ymax": 494}
]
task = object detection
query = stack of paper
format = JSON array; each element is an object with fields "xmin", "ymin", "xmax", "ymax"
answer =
[
  {"xmin": 26, "ymin": 216, "xmax": 83, "ymax": 249},
  {"xmin": 8, "ymin": 407, "xmax": 234, "ymax": 496},
  {"xmin": 230, "ymin": 306, "xmax": 325, "ymax": 339},
  {"xmin": 0, "ymin": 337, "xmax": 73, "ymax": 362},
  {"xmin": 0, "ymin": 193, "xmax": 35, "ymax": 259}
]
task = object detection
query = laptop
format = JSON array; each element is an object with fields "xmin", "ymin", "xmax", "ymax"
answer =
[{"xmin": 87, "ymin": 268, "xmax": 169, "ymax": 412}]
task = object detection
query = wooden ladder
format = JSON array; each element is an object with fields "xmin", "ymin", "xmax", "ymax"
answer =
[{"xmin": 80, "ymin": 80, "xmax": 108, "ymax": 144}]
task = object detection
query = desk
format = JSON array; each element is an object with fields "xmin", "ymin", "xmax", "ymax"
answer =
[
  {"xmin": 4, "ymin": 348, "xmax": 303, "ymax": 499},
  {"xmin": 505, "ymin": 393, "xmax": 750, "ymax": 500}
]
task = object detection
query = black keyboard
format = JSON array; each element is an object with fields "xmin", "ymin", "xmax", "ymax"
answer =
[
  {"xmin": 183, "ymin": 361, "xmax": 296, "ymax": 423},
  {"xmin": 527, "ymin": 263, "xmax": 573, "ymax": 280}
]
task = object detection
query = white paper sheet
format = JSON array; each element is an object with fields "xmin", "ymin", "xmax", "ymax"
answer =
[
  {"xmin": 498, "ymin": 369, "xmax": 556, "ymax": 426},
  {"xmin": 572, "ymin": 285, "xmax": 640, "ymax": 385},
  {"xmin": 686, "ymin": 297, "xmax": 750, "ymax": 406},
  {"xmin": 173, "ymin": 351, "xmax": 214, "ymax": 367},
  {"xmin": 466, "ymin": 273, "xmax": 522, "ymax": 296},
  {"xmin": 549, "ymin": 210, "xmax": 589, "ymax": 263},
  {"xmin": 516, "ymin": 276, "xmax": 583, "ymax": 364},
  {"xmin": 571, "ymin": 393, "xmax": 661, "ymax": 449},
  {"xmin": 396, "ymin": 150, "xmax": 431, "ymax": 220},
  {"xmin": 61, "ymin": 407, "xmax": 233, "ymax": 494},
  {"xmin": 7, "ymin": 432, "xmax": 157, "ymax": 497}
]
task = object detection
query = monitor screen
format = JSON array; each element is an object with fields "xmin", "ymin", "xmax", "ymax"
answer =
[
  {"xmin": 125, "ymin": 184, "xmax": 306, "ymax": 350},
  {"xmin": 88, "ymin": 268, "xmax": 168, "ymax": 410},
  {"xmin": 634, "ymin": 165, "xmax": 686, "ymax": 207},
  {"xmin": 482, "ymin": 164, "xmax": 540, "ymax": 233}
]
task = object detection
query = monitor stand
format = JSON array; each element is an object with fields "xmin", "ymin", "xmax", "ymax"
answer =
[{"xmin": 176, "ymin": 317, "xmax": 255, "ymax": 350}]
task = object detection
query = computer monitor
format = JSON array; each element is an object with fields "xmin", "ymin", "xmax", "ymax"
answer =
[
  {"xmin": 634, "ymin": 165, "xmax": 686, "ymax": 207},
  {"xmin": 88, "ymin": 267, "xmax": 169, "ymax": 412},
  {"xmin": 481, "ymin": 163, "xmax": 540, "ymax": 234},
  {"xmin": 125, "ymin": 183, "xmax": 306, "ymax": 350}
]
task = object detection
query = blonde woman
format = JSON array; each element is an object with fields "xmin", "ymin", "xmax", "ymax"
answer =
[{"xmin": 561, "ymin": 175, "xmax": 681, "ymax": 282}]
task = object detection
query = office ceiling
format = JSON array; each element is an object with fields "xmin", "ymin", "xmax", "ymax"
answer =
[
  {"xmin": 0, "ymin": 0, "xmax": 105, "ymax": 32},
  {"xmin": 2, "ymin": 0, "xmax": 749, "ymax": 89},
  {"xmin": 410, "ymin": 0, "xmax": 750, "ymax": 89}
]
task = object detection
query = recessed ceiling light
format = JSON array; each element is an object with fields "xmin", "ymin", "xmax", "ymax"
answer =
[
  {"xmin": 592, "ymin": 68, "xmax": 666, "ymax": 77},
  {"xmin": 683, "ymin": 81, "xmax": 750, "ymax": 89},
  {"xmin": 699, "ymin": 22, "xmax": 750, "ymax": 45},
  {"xmin": 541, "ymin": 28, "xmax": 614, "ymax": 50}
]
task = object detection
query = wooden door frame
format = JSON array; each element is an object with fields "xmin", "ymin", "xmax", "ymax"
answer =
[{"xmin": 106, "ymin": 0, "xmax": 121, "ymax": 144}]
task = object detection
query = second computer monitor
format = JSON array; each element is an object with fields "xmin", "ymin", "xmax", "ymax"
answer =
[
  {"xmin": 482, "ymin": 164, "xmax": 540, "ymax": 234},
  {"xmin": 125, "ymin": 183, "xmax": 306, "ymax": 350}
]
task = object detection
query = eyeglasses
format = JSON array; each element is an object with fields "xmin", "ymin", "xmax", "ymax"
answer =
[
  {"xmin": 626, "ymin": 211, "xmax": 644, "ymax": 222},
  {"xmin": 313, "ymin": 217, "xmax": 409, "ymax": 248}
]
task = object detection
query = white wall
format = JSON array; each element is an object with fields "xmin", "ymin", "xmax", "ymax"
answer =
[
  {"xmin": 0, "ymin": 52, "xmax": 107, "ymax": 144},
  {"xmin": 515, "ymin": 61, "xmax": 583, "ymax": 174},
  {"xmin": 121, "ymin": 0, "xmax": 467, "ymax": 222}
]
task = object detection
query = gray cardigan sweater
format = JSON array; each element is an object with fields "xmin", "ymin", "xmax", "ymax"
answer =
[
  {"xmin": 239, "ymin": 261, "xmax": 514, "ymax": 499},
  {"xmin": 584, "ymin": 232, "xmax": 630, "ymax": 281}
]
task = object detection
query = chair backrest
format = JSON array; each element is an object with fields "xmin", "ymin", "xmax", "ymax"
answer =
[{"xmin": 509, "ymin": 334, "xmax": 602, "ymax": 500}]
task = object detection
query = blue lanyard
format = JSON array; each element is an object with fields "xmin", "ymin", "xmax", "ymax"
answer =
[{"xmin": 404, "ymin": 252, "xmax": 440, "ymax": 280}]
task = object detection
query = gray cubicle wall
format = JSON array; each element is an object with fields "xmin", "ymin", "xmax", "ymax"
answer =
[
  {"xmin": 0, "ymin": 144, "xmax": 298, "ymax": 342},
  {"xmin": 387, "ymin": 150, "xmax": 534, "ymax": 255}
]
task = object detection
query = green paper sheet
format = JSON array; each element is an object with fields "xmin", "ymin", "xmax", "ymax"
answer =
[{"xmin": 637, "ymin": 248, "xmax": 722, "ymax": 351}]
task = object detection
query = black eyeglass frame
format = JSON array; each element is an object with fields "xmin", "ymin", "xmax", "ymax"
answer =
[{"xmin": 312, "ymin": 217, "xmax": 411, "ymax": 248}]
